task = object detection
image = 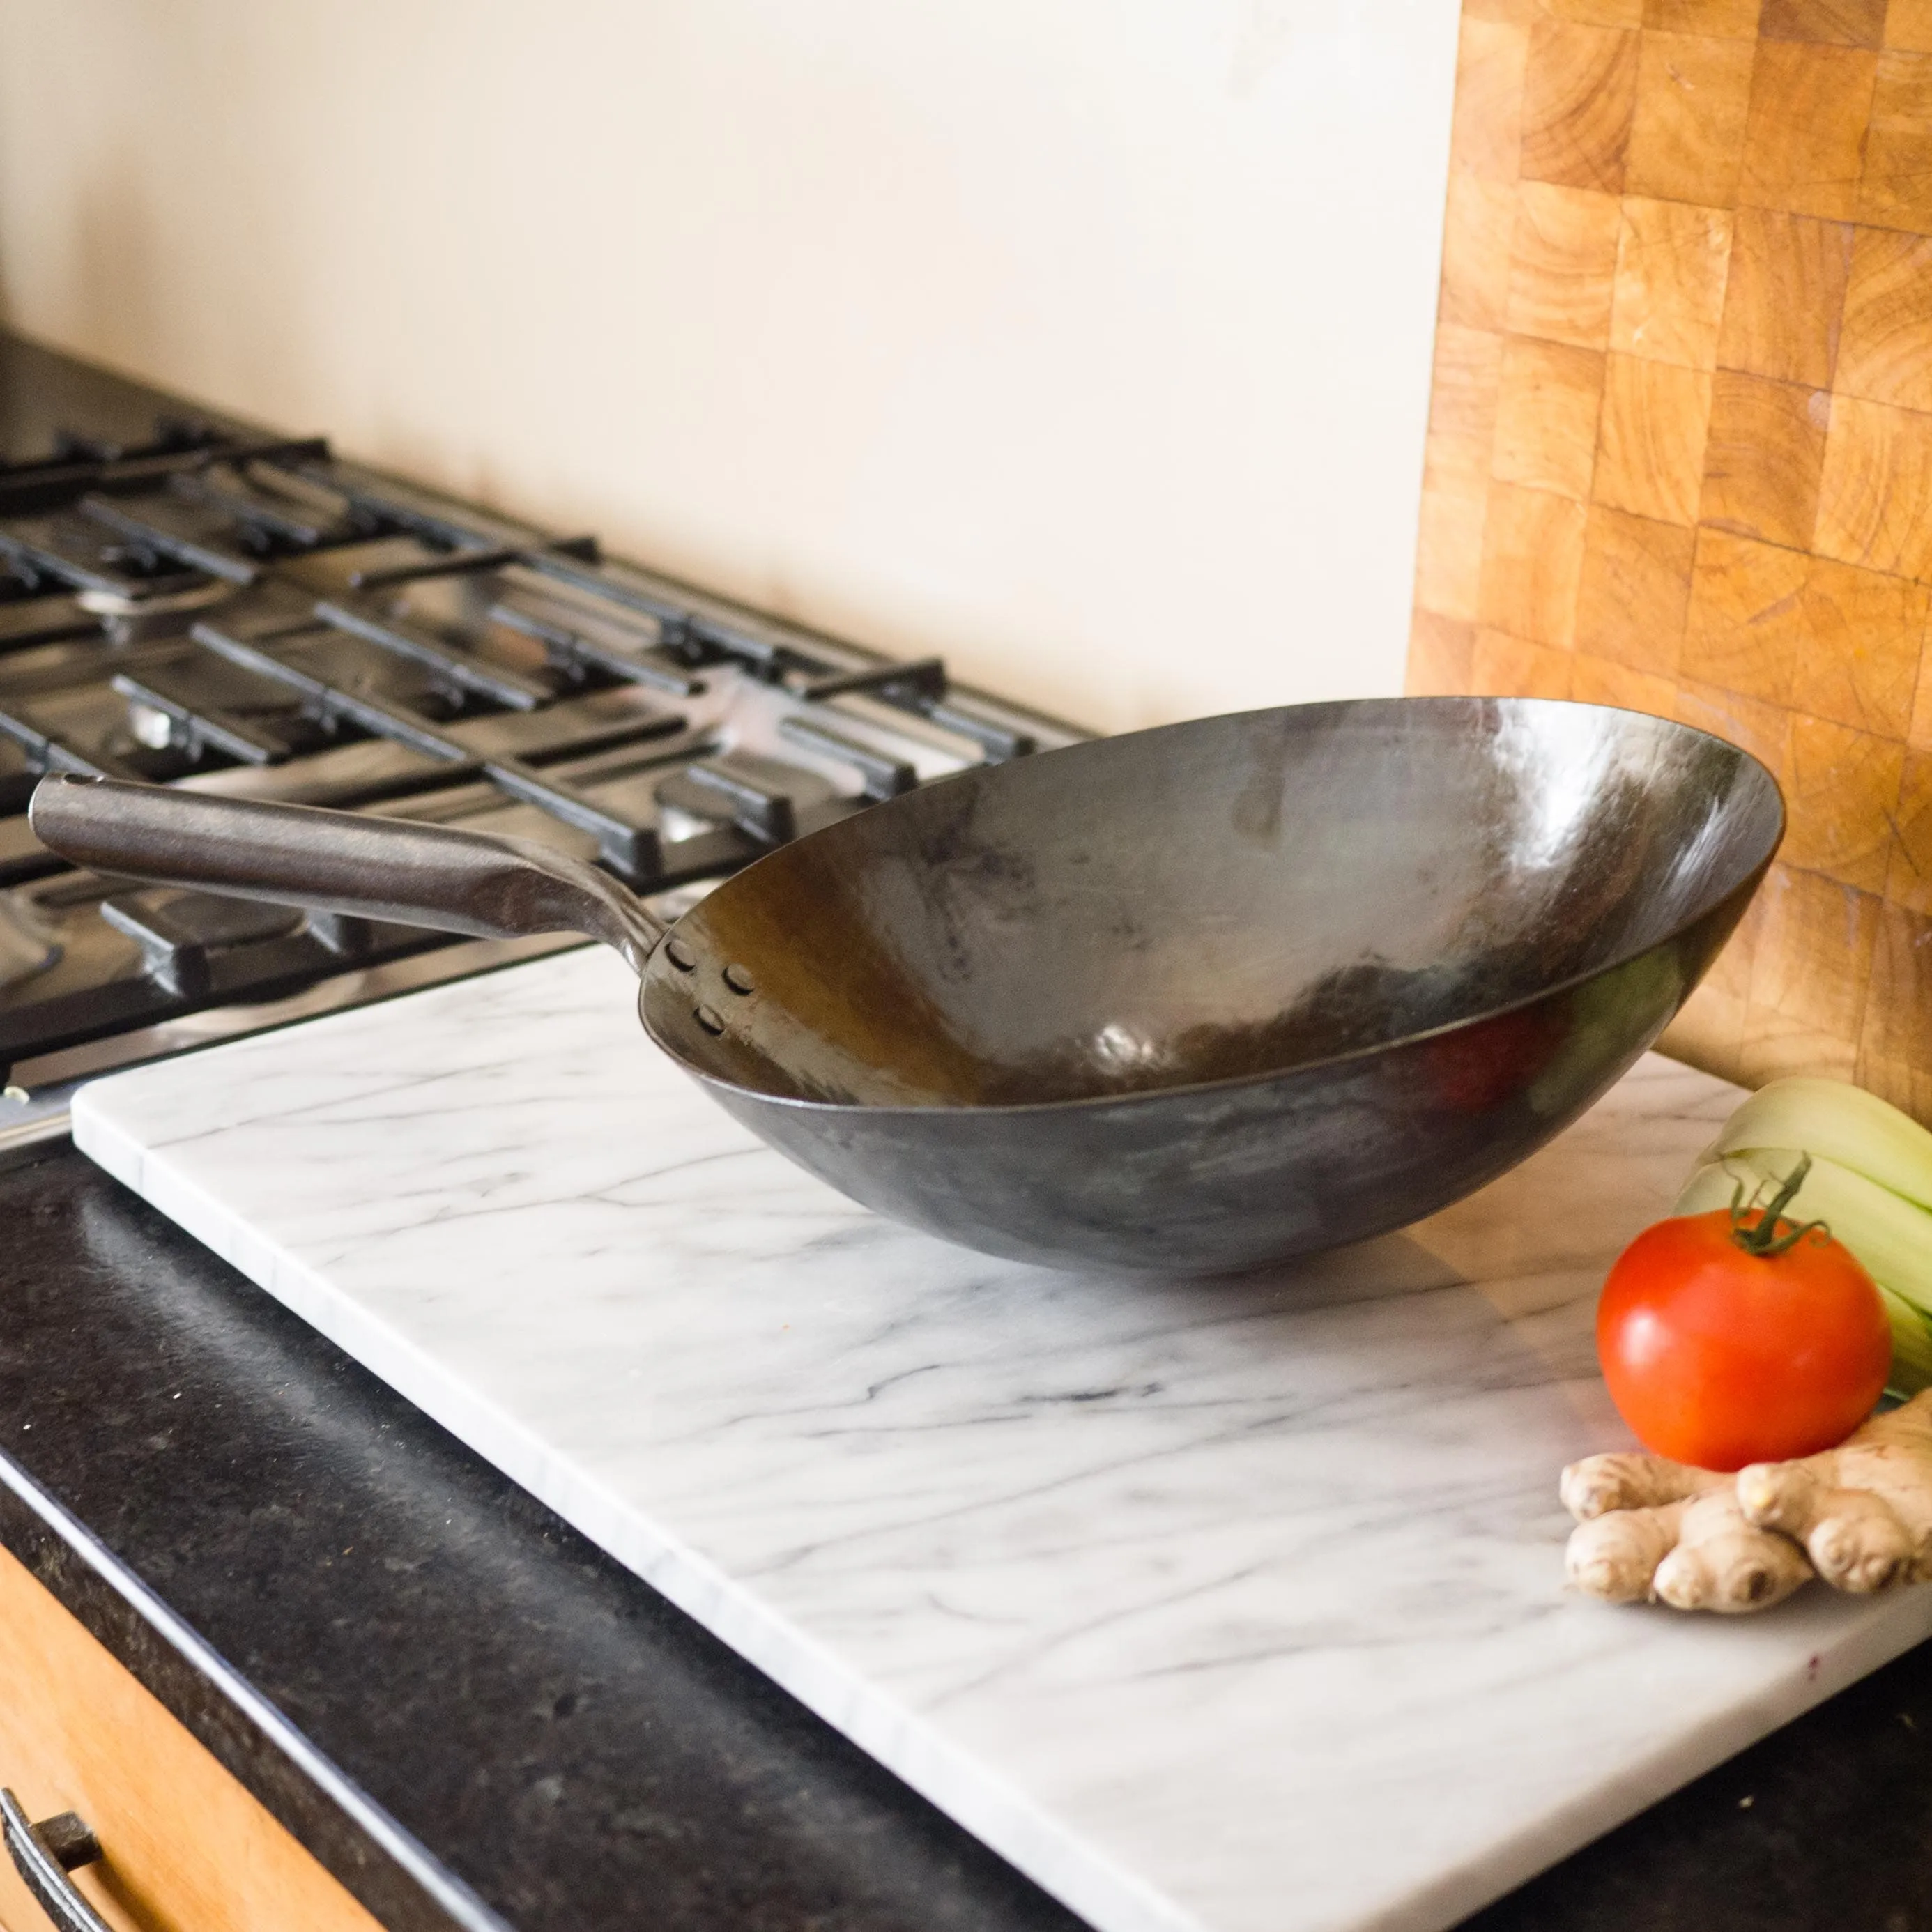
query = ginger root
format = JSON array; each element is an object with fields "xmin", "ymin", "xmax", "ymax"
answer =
[{"xmin": 1562, "ymin": 1389, "xmax": 1932, "ymax": 1612}]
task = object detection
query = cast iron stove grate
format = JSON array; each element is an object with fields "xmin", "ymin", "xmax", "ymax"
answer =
[{"xmin": 0, "ymin": 411, "xmax": 1075, "ymax": 1097}]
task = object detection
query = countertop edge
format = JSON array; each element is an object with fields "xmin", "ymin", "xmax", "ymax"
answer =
[{"xmin": 0, "ymin": 1439, "xmax": 505, "ymax": 1932}]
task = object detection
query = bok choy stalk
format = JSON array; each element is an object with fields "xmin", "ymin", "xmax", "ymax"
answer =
[{"xmin": 1674, "ymin": 1077, "xmax": 1932, "ymax": 1395}]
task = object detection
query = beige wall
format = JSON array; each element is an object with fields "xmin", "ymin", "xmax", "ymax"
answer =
[{"xmin": 0, "ymin": 1, "xmax": 1457, "ymax": 733}]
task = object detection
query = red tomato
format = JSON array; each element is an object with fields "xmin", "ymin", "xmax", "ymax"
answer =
[{"xmin": 1597, "ymin": 1206, "xmax": 1891, "ymax": 1471}]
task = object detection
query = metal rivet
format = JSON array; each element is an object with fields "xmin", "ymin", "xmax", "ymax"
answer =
[
  {"xmin": 694, "ymin": 1004, "xmax": 726, "ymax": 1036},
  {"xmin": 665, "ymin": 936, "xmax": 698, "ymax": 972},
  {"xmin": 722, "ymin": 963, "xmax": 755, "ymax": 995}
]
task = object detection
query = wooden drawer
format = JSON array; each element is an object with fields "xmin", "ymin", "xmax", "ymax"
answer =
[{"xmin": 0, "ymin": 1539, "xmax": 386, "ymax": 1932}]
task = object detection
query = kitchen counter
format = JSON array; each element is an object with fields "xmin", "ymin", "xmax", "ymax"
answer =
[{"xmin": 10, "ymin": 1129, "xmax": 1932, "ymax": 1932}]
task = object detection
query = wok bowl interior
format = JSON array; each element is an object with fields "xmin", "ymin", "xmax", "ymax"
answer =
[{"xmin": 642, "ymin": 698, "xmax": 1781, "ymax": 1112}]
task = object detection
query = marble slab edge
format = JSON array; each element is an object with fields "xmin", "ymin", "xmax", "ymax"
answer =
[
  {"xmin": 73, "ymin": 1086, "xmax": 1932, "ymax": 1932},
  {"xmin": 71, "ymin": 1097, "xmax": 1186, "ymax": 1932}
]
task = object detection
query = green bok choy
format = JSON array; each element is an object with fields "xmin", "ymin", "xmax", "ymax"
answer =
[{"xmin": 1674, "ymin": 1077, "xmax": 1932, "ymax": 1395}]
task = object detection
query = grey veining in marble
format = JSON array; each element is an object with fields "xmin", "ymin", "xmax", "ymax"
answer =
[{"xmin": 70, "ymin": 948, "xmax": 1932, "ymax": 1932}]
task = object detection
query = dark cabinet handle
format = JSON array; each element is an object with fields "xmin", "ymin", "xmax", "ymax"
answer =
[{"xmin": 1, "ymin": 1789, "xmax": 108, "ymax": 1932}]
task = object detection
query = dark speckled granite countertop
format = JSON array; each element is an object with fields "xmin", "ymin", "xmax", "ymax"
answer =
[{"xmin": 4, "ymin": 336, "xmax": 1932, "ymax": 1932}]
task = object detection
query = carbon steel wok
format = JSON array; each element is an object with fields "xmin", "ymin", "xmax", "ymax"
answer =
[{"xmin": 29, "ymin": 698, "xmax": 1782, "ymax": 1273}]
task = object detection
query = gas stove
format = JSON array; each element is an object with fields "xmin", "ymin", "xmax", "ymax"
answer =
[{"xmin": 0, "ymin": 366, "xmax": 1078, "ymax": 1146}]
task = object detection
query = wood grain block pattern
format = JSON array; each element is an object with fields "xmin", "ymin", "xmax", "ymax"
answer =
[
  {"xmin": 1478, "ymin": 480, "xmax": 1590, "ymax": 641},
  {"xmin": 1595, "ymin": 351, "xmax": 1713, "ymax": 519},
  {"xmin": 1571, "ymin": 651, "xmax": 1680, "ymax": 709},
  {"xmin": 1415, "ymin": 463, "xmax": 1491, "ymax": 619},
  {"xmin": 1838, "ymin": 226, "xmax": 1932, "ymax": 407},
  {"xmin": 1885, "ymin": 746, "xmax": 1932, "ymax": 907},
  {"xmin": 1797, "ymin": 553, "xmax": 1929, "ymax": 731},
  {"xmin": 1674, "ymin": 675, "xmax": 1795, "ymax": 776},
  {"xmin": 1409, "ymin": 611, "xmax": 1478, "ymax": 695},
  {"xmin": 1521, "ymin": 22, "xmax": 1641, "ymax": 189},
  {"xmin": 1858, "ymin": 899, "xmax": 1932, "ymax": 1110},
  {"xmin": 1761, "ymin": 0, "xmax": 1888, "ymax": 45},
  {"xmin": 1861, "ymin": 50, "xmax": 1932, "ymax": 227},
  {"xmin": 1815, "ymin": 393, "xmax": 1932, "ymax": 578},
  {"xmin": 1780, "ymin": 712, "xmax": 1905, "ymax": 888},
  {"xmin": 1441, "ymin": 173, "xmax": 1520, "ymax": 328},
  {"xmin": 1739, "ymin": 43, "xmax": 1880, "ymax": 220},
  {"xmin": 1697, "ymin": 369, "xmax": 1830, "ymax": 544},
  {"xmin": 1887, "ymin": 0, "xmax": 1932, "ymax": 51},
  {"xmin": 1471, "ymin": 626, "xmax": 1576, "ymax": 695},
  {"xmin": 1908, "ymin": 650, "xmax": 1932, "ymax": 744},
  {"xmin": 1494, "ymin": 336, "xmax": 1606, "ymax": 493},
  {"xmin": 1552, "ymin": 0, "xmax": 1647, "ymax": 30},
  {"xmin": 1681, "ymin": 527, "xmax": 1809, "ymax": 703},
  {"xmin": 1574, "ymin": 503, "xmax": 1697, "ymax": 668},
  {"xmin": 1609, "ymin": 197, "xmax": 1733, "ymax": 367},
  {"xmin": 1626, "ymin": 32, "xmax": 1757, "ymax": 203},
  {"xmin": 1717, "ymin": 208, "xmax": 1854, "ymax": 387},
  {"xmin": 1452, "ymin": 18, "xmax": 1533, "ymax": 181},
  {"xmin": 1412, "ymin": 0, "xmax": 1932, "ymax": 1112},
  {"xmin": 1644, "ymin": 0, "xmax": 1765, "ymax": 37},
  {"xmin": 1429, "ymin": 324, "xmax": 1508, "ymax": 443},
  {"xmin": 1507, "ymin": 181, "xmax": 1625, "ymax": 344}
]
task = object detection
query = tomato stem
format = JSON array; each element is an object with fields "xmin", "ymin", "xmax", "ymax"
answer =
[{"xmin": 1728, "ymin": 1151, "xmax": 1830, "ymax": 1258}]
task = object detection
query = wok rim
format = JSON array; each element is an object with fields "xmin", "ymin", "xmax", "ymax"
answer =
[{"xmin": 643, "ymin": 696, "xmax": 1787, "ymax": 1120}]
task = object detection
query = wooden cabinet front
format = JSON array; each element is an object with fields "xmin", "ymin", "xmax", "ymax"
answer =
[{"xmin": 0, "ymin": 1540, "xmax": 387, "ymax": 1932}]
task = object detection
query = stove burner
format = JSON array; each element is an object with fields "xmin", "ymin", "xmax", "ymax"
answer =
[{"xmin": 0, "ymin": 407, "xmax": 1077, "ymax": 1089}]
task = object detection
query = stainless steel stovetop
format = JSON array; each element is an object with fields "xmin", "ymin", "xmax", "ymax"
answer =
[{"xmin": 0, "ymin": 350, "xmax": 1080, "ymax": 1153}]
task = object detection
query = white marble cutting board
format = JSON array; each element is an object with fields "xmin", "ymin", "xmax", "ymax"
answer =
[{"xmin": 68, "ymin": 948, "xmax": 1932, "ymax": 1932}]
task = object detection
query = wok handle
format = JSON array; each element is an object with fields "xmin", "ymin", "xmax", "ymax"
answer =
[{"xmin": 27, "ymin": 776, "xmax": 666, "ymax": 976}]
